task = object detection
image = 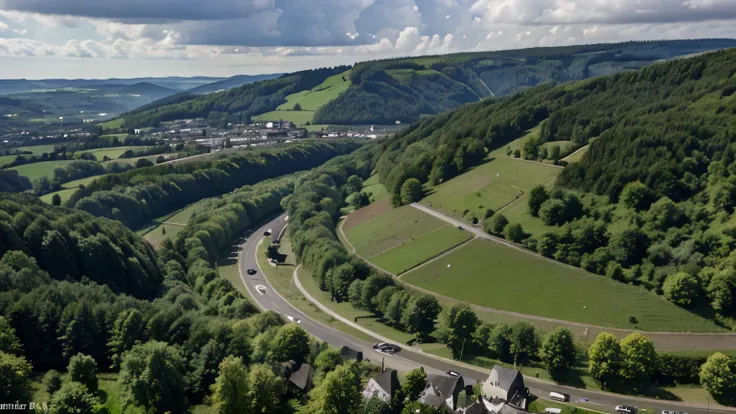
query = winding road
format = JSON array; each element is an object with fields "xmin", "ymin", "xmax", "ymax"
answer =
[{"xmin": 237, "ymin": 214, "xmax": 734, "ymax": 414}]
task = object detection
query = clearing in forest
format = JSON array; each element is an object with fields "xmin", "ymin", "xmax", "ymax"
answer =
[{"xmin": 420, "ymin": 156, "xmax": 560, "ymax": 222}]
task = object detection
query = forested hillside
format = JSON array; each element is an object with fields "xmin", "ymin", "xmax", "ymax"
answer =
[
  {"xmin": 122, "ymin": 66, "xmax": 349, "ymax": 127},
  {"xmin": 0, "ymin": 141, "xmax": 375, "ymax": 413},
  {"xmin": 68, "ymin": 141, "xmax": 360, "ymax": 228},
  {"xmin": 372, "ymin": 47, "xmax": 736, "ymax": 321},
  {"xmin": 117, "ymin": 40, "xmax": 736, "ymax": 128},
  {"xmin": 0, "ymin": 194, "xmax": 161, "ymax": 297},
  {"xmin": 313, "ymin": 39, "xmax": 736, "ymax": 124}
]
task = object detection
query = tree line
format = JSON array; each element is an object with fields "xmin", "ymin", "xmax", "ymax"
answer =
[{"xmin": 67, "ymin": 141, "xmax": 360, "ymax": 228}]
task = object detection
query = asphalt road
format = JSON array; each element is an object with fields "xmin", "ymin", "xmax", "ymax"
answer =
[{"xmin": 237, "ymin": 214, "xmax": 732, "ymax": 414}]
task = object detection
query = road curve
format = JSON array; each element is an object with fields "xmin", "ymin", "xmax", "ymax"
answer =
[{"xmin": 237, "ymin": 214, "xmax": 734, "ymax": 414}]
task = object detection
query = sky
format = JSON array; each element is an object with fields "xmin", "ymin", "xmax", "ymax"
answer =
[{"xmin": 0, "ymin": 0, "xmax": 735, "ymax": 79}]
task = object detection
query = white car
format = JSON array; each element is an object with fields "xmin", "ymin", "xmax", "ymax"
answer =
[
  {"xmin": 287, "ymin": 316, "xmax": 301, "ymax": 324},
  {"xmin": 255, "ymin": 285, "xmax": 266, "ymax": 294}
]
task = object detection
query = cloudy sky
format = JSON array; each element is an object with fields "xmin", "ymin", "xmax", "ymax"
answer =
[{"xmin": 0, "ymin": 0, "xmax": 735, "ymax": 79}]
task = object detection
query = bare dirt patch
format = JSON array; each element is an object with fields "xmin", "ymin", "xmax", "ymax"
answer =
[{"xmin": 343, "ymin": 198, "xmax": 391, "ymax": 230}]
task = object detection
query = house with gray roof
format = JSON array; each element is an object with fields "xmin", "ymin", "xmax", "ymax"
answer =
[
  {"xmin": 363, "ymin": 369, "xmax": 399, "ymax": 403},
  {"xmin": 481, "ymin": 365, "xmax": 527, "ymax": 409},
  {"xmin": 340, "ymin": 346, "xmax": 363, "ymax": 362},
  {"xmin": 418, "ymin": 372, "xmax": 465, "ymax": 413},
  {"xmin": 288, "ymin": 363, "xmax": 314, "ymax": 391},
  {"xmin": 459, "ymin": 398, "xmax": 529, "ymax": 414}
]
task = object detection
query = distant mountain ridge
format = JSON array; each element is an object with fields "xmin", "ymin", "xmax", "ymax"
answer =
[
  {"xmin": 186, "ymin": 74, "xmax": 284, "ymax": 94},
  {"xmin": 118, "ymin": 38, "xmax": 736, "ymax": 128}
]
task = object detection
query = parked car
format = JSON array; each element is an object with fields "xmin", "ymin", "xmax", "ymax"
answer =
[
  {"xmin": 615, "ymin": 406, "xmax": 637, "ymax": 414},
  {"xmin": 247, "ymin": 268, "xmax": 257, "ymax": 275},
  {"xmin": 446, "ymin": 370, "xmax": 461, "ymax": 377},
  {"xmin": 287, "ymin": 316, "xmax": 301, "ymax": 324}
]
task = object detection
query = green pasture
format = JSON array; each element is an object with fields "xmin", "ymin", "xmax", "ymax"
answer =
[
  {"xmin": 61, "ymin": 174, "xmax": 108, "ymax": 189},
  {"xmin": 562, "ymin": 145, "xmax": 589, "ymax": 163},
  {"xmin": 420, "ymin": 157, "xmax": 560, "ymax": 222},
  {"xmin": 0, "ymin": 155, "xmax": 16, "ymax": 167},
  {"xmin": 401, "ymin": 238, "xmax": 724, "ymax": 332},
  {"xmin": 39, "ymin": 188, "xmax": 77, "ymax": 205},
  {"xmin": 78, "ymin": 146, "xmax": 149, "ymax": 160},
  {"xmin": 362, "ymin": 174, "xmax": 388, "ymax": 200},
  {"xmin": 100, "ymin": 118, "xmax": 124, "ymax": 129},
  {"xmin": 252, "ymin": 110, "xmax": 315, "ymax": 126},
  {"xmin": 17, "ymin": 144, "xmax": 58, "ymax": 154},
  {"xmin": 143, "ymin": 203, "xmax": 200, "ymax": 249},
  {"xmin": 370, "ymin": 225, "xmax": 473, "ymax": 274},
  {"xmin": 344, "ymin": 205, "xmax": 448, "ymax": 258},
  {"xmin": 276, "ymin": 70, "xmax": 351, "ymax": 112},
  {"xmin": 9, "ymin": 160, "xmax": 75, "ymax": 181}
]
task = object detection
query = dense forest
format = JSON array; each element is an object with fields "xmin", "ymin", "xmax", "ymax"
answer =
[
  {"xmin": 122, "ymin": 66, "xmax": 349, "ymax": 127},
  {"xmin": 370, "ymin": 47, "xmax": 736, "ymax": 324},
  {"xmin": 313, "ymin": 39, "xmax": 736, "ymax": 125},
  {"xmin": 0, "ymin": 142, "xmax": 396, "ymax": 413},
  {"xmin": 0, "ymin": 194, "xmax": 161, "ymax": 297},
  {"xmin": 68, "ymin": 141, "xmax": 360, "ymax": 228}
]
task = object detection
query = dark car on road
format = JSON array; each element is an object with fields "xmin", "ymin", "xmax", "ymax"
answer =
[
  {"xmin": 373, "ymin": 343, "xmax": 401, "ymax": 354},
  {"xmin": 247, "ymin": 268, "xmax": 257, "ymax": 275}
]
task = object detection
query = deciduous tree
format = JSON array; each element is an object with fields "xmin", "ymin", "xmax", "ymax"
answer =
[
  {"xmin": 539, "ymin": 327, "xmax": 577, "ymax": 377},
  {"xmin": 589, "ymin": 332, "xmax": 622, "ymax": 389}
]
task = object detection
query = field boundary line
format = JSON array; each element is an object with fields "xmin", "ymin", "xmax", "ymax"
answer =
[
  {"xmin": 507, "ymin": 156, "xmax": 564, "ymax": 169},
  {"xmin": 496, "ymin": 173, "xmax": 557, "ymax": 214},
  {"xmin": 365, "ymin": 223, "xmax": 451, "ymax": 260},
  {"xmin": 393, "ymin": 236, "xmax": 476, "ymax": 276},
  {"xmin": 562, "ymin": 144, "xmax": 589, "ymax": 162},
  {"xmin": 408, "ymin": 203, "xmax": 736, "ymax": 337}
]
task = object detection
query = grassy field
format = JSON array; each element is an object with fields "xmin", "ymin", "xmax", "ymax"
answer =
[
  {"xmin": 277, "ymin": 71, "xmax": 351, "ymax": 111},
  {"xmin": 562, "ymin": 145, "xmax": 589, "ymax": 163},
  {"xmin": 420, "ymin": 157, "xmax": 560, "ymax": 222},
  {"xmin": 9, "ymin": 159, "xmax": 75, "ymax": 181},
  {"xmin": 78, "ymin": 146, "xmax": 149, "ymax": 160},
  {"xmin": 252, "ymin": 110, "xmax": 316, "ymax": 126},
  {"xmin": 18, "ymin": 144, "xmax": 58, "ymax": 154},
  {"xmin": 62, "ymin": 174, "xmax": 109, "ymax": 189},
  {"xmin": 401, "ymin": 238, "xmax": 724, "ymax": 332},
  {"xmin": 100, "ymin": 118, "xmax": 124, "ymax": 129},
  {"xmin": 370, "ymin": 225, "xmax": 473, "ymax": 274},
  {"xmin": 256, "ymin": 236, "xmax": 375, "ymax": 343},
  {"xmin": 344, "ymin": 205, "xmax": 449, "ymax": 258},
  {"xmin": 362, "ymin": 174, "xmax": 389, "ymax": 200},
  {"xmin": 103, "ymin": 154, "xmax": 161, "ymax": 167},
  {"xmin": 40, "ymin": 188, "xmax": 77, "ymax": 205},
  {"xmin": 0, "ymin": 154, "xmax": 16, "ymax": 167},
  {"xmin": 143, "ymin": 203, "xmax": 199, "ymax": 248}
]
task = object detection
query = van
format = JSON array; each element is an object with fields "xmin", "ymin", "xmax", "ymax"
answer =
[
  {"xmin": 544, "ymin": 409, "xmax": 562, "ymax": 414},
  {"xmin": 549, "ymin": 392, "xmax": 570, "ymax": 402}
]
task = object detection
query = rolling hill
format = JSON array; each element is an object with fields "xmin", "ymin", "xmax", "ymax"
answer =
[
  {"xmin": 366, "ymin": 45, "xmax": 736, "ymax": 321},
  {"xmin": 121, "ymin": 66, "xmax": 350, "ymax": 127},
  {"xmin": 186, "ymin": 74, "xmax": 283, "ymax": 94},
  {"xmin": 0, "ymin": 76, "xmax": 224, "ymax": 95},
  {"xmin": 119, "ymin": 39, "xmax": 736, "ymax": 128}
]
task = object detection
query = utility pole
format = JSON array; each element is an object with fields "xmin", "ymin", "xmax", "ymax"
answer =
[{"xmin": 459, "ymin": 338, "xmax": 467, "ymax": 362}]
